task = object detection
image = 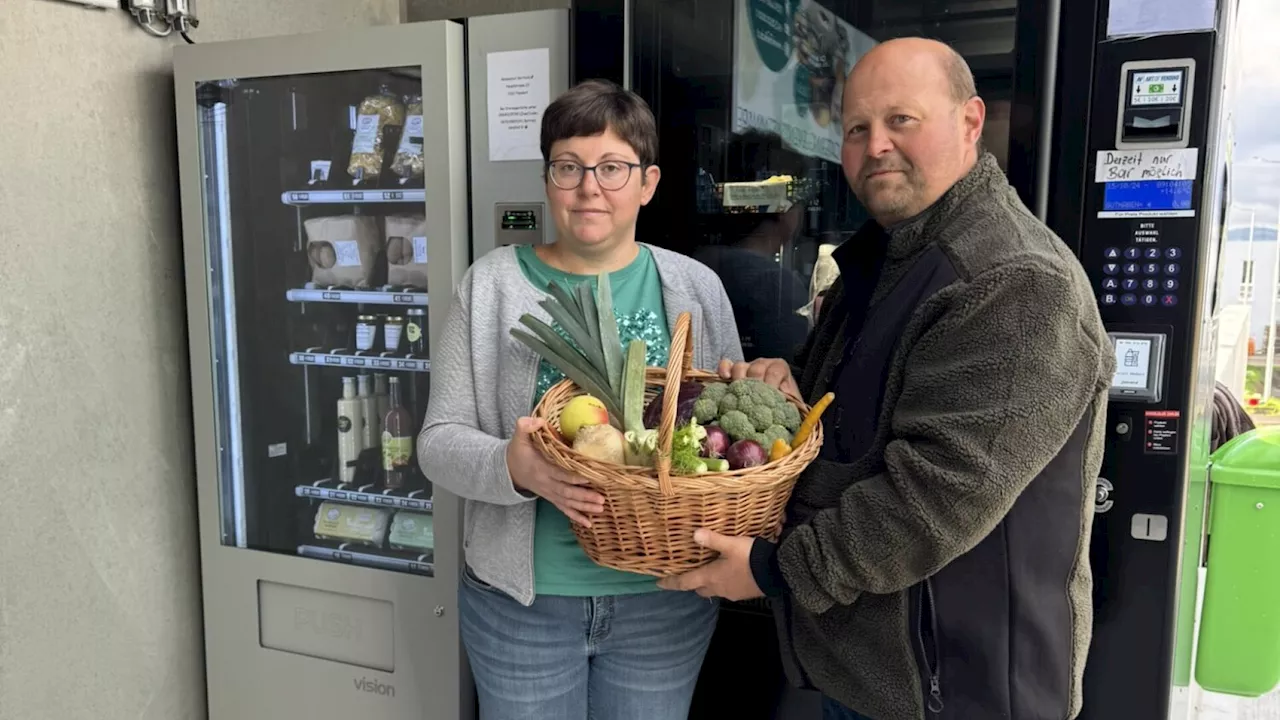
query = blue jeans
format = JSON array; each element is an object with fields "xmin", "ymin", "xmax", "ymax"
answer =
[
  {"xmin": 459, "ymin": 567, "xmax": 719, "ymax": 720},
  {"xmin": 822, "ymin": 696, "xmax": 877, "ymax": 720}
]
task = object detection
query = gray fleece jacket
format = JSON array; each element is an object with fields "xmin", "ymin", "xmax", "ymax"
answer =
[
  {"xmin": 759, "ymin": 155, "xmax": 1115, "ymax": 720},
  {"xmin": 417, "ymin": 243, "xmax": 743, "ymax": 605}
]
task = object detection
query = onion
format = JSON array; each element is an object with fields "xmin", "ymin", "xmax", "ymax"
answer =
[
  {"xmin": 726, "ymin": 439, "xmax": 767, "ymax": 470},
  {"xmin": 703, "ymin": 425, "xmax": 731, "ymax": 458}
]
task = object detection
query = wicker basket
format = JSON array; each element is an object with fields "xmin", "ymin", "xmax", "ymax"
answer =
[{"xmin": 530, "ymin": 311, "xmax": 824, "ymax": 577}]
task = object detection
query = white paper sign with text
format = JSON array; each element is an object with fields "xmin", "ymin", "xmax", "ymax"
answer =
[{"xmin": 1095, "ymin": 148, "xmax": 1199, "ymax": 183}]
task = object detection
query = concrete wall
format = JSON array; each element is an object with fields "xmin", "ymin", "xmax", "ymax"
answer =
[{"xmin": 0, "ymin": 2, "xmax": 398, "ymax": 719}]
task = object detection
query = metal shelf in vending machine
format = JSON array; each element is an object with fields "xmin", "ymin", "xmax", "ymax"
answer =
[{"xmin": 174, "ymin": 20, "xmax": 470, "ymax": 720}]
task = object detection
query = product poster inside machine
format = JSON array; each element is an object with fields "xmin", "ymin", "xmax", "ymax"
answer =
[{"xmin": 732, "ymin": 0, "xmax": 878, "ymax": 164}]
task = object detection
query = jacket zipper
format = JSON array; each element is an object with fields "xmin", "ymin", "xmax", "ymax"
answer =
[{"xmin": 916, "ymin": 578, "xmax": 945, "ymax": 714}]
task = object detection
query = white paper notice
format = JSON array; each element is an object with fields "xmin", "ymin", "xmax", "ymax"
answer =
[
  {"xmin": 1107, "ymin": 0, "xmax": 1215, "ymax": 37},
  {"xmin": 412, "ymin": 236, "xmax": 428, "ymax": 265},
  {"xmin": 1095, "ymin": 148, "xmax": 1199, "ymax": 183},
  {"xmin": 487, "ymin": 48, "xmax": 551, "ymax": 162}
]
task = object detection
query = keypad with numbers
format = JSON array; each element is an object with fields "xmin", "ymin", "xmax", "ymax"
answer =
[{"xmin": 1099, "ymin": 245, "xmax": 1182, "ymax": 308}]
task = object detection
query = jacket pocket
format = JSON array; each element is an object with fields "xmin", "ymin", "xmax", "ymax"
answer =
[{"xmin": 915, "ymin": 578, "xmax": 945, "ymax": 714}]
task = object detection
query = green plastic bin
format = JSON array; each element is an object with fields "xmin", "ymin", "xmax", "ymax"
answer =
[{"xmin": 1196, "ymin": 426, "xmax": 1280, "ymax": 696}]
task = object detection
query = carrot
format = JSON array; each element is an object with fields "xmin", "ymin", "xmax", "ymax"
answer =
[
  {"xmin": 792, "ymin": 392, "xmax": 834, "ymax": 447},
  {"xmin": 770, "ymin": 439, "xmax": 792, "ymax": 462}
]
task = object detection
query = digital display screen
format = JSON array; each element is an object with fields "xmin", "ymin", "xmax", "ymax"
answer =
[
  {"xmin": 1103, "ymin": 180, "xmax": 1194, "ymax": 212},
  {"xmin": 1112, "ymin": 337, "xmax": 1153, "ymax": 390},
  {"xmin": 1130, "ymin": 69, "xmax": 1185, "ymax": 107}
]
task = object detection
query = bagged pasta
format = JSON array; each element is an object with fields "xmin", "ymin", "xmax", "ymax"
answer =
[
  {"xmin": 384, "ymin": 214, "xmax": 429, "ymax": 289},
  {"xmin": 305, "ymin": 215, "xmax": 384, "ymax": 288},
  {"xmin": 390, "ymin": 95, "xmax": 424, "ymax": 184},
  {"xmin": 347, "ymin": 86, "xmax": 405, "ymax": 184}
]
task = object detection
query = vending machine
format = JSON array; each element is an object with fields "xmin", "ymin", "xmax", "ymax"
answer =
[
  {"xmin": 416, "ymin": 1, "xmax": 1240, "ymax": 718},
  {"xmin": 174, "ymin": 21, "xmax": 473, "ymax": 720}
]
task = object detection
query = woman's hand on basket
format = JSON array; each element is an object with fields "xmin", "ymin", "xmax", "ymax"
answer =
[
  {"xmin": 507, "ymin": 417, "xmax": 605, "ymax": 527},
  {"xmin": 717, "ymin": 357, "xmax": 800, "ymax": 399}
]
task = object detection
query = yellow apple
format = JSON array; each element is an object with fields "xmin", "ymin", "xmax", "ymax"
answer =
[{"xmin": 560, "ymin": 395, "xmax": 609, "ymax": 441}]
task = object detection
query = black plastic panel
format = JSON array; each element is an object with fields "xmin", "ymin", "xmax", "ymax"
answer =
[{"xmin": 1077, "ymin": 30, "xmax": 1217, "ymax": 720}]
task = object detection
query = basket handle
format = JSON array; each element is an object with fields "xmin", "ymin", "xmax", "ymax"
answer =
[{"xmin": 656, "ymin": 312, "xmax": 694, "ymax": 496}]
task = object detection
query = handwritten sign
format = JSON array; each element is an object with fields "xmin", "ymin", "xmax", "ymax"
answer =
[{"xmin": 1095, "ymin": 148, "xmax": 1198, "ymax": 183}]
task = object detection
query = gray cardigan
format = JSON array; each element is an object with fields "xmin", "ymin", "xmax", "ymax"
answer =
[{"xmin": 417, "ymin": 244, "xmax": 744, "ymax": 605}]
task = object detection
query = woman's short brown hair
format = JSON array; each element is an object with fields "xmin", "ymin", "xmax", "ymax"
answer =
[{"xmin": 540, "ymin": 79, "xmax": 658, "ymax": 167}]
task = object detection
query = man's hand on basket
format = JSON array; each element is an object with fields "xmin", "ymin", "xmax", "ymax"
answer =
[
  {"xmin": 656, "ymin": 530, "xmax": 764, "ymax": 601},
  {"xmin": 507, "ymin": 417, "xmax": 605, "ymax": 527},
  {"xmin": 717, "ymin": 358, "xmax": 800, "ymax": 399}
]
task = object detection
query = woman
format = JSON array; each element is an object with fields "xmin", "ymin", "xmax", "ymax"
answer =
[{"xmin": 418, "ymin": 79, "xmax": 744, "ymax": 719}]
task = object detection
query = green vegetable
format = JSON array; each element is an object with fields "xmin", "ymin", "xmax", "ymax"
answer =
[
  {"xmin": 625, "ymin": 428, "xmax": 659, "ymax": 466},
  {"xmin": 596, "ymin": 273, "xmax": 625, "ymax": 396},
  {"xmin": 776, "ymin": 403, "xmax": 802, "ymax": 433},
  {"xmin": 622, "ymin": 339, "xmax": 648, "ymax": 433},
  {"xmin": 718, "ymin": 410, "xmax": 755, "ymax": 442},
  {"xmin": 760, "ymin": 424, "xmax": 793, "ymax": 449},
  {"xmin": 700, "ymin": 382, "xmax": 729, "ymax": 403},
  {"xmin": 704, "ymin": 458, "xmax": 730, "ymax": 473},
  {"xmin": 510, "ymin": 326, "xmax": 622, "ymax": 424},
  {"xmin": 670, "ymin": 420, "xmax": 709, "ymax": 475},
  {"xmin": 510, "ymin": 276, "xmax": 635, "ymax": 430},
  {"xmin": 697, "ymin": 378, "xmax": 794, "ymax": 442},
  {"xmin": 693, "ymin": 397, "xmax": 719, "ymax": 424},
  {"xmin": 748, "ymin": 405, "xmax": 775, "ymax": 432}
]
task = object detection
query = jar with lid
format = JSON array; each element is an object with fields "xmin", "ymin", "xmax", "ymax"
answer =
[{"xmin": 406, "ymin": 308, "xmax": 427, "ymax": 355}]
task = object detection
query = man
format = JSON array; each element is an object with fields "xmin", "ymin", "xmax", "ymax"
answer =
[{"xmin": 658, "ymin": 38, "xmax": 1115, "ymax": 720}]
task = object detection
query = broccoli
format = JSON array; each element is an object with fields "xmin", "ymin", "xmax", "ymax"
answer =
[
  {"xmin": 776, "ymin": 403, "xmax": 802, "ymax": 432},
  {"xmin": 699, "ymin": 382, "xmax": 729, "ymax": 403},
  {"xmin": 728, "ymin": 377, "xmax": 789, "ymax": 410},
  {"xmin": 748, "ymin": 405, "xmax": 775, "ymax": 432},
  {"xmin": 718, "ymin": 410, "xmax": 756, "ymax": 442},
  {"xmin": 717, "ymin": 393, "xmax": 740, "ymax": 414},
  {"xmin": 706, "ymin": 378, "xmax": 797, "ymax": 442},
  {"xmin": 693, "ymin": 397, "xmax": 719, "ymax": 424},
  {"xmin": 761, "ymin": 425, "xmax": 792, "ymax": 449}
]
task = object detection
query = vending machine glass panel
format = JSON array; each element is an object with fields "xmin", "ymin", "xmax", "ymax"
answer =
[{"xmin": 195, "ymin": 67, "xmax": 437, "ymax": 576}]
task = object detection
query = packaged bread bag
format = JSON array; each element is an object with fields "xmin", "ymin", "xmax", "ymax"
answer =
[
  {"xmin": 390, "ymin": 94, "xmax": 425, "ymax": 184},
  {"xmin": 347, "ymin": 85, "xmax": 406, "ymax": 184},
  {"xmin": 305, "ymin": 215, "xmax": 383, "ymax": 288},
  {"xmin": 385, "ymin": 215, "xmax": 429, "ymax": 289}
]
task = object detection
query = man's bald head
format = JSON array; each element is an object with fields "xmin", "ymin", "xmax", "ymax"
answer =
[{"xmin": 839, "ymin": 37, "xmax": 986, "ymax": 225}]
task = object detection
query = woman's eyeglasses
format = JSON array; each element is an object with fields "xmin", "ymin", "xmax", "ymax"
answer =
[{"xmin": 546, "ymin": 160, "xmax": 644, "ymax": 191}]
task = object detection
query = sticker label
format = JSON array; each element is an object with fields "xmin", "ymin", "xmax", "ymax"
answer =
[
  {"xmin": 412, "ymin": 236, "xmax": 428, "ymax": 264},
  {"xmin": 333, "ymin": 240, "xmax": 362, "ymax": 267},
  {"xmin": 1130, "ymin": 70, "xmax": 1185, "ymax": 106},
  {"xmin": 1096, "ymin": 148, "xmax": 1198, "ymax": 183},
  {"xmin": 398, "ymin": 115, "xmax": 424, "ymax": 155},
  {"xmin": 352, "ymin": 114, "xmax": 381, "ymax": 154},
  {"xmin": 1144, "ymin": 410, "xmax": 1180, "ymax": 455}
]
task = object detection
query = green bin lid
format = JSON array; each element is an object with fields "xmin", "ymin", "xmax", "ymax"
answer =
[{"xmin": 1209, "ymin": 426, "xmax": 1280, "ymax": 489}]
